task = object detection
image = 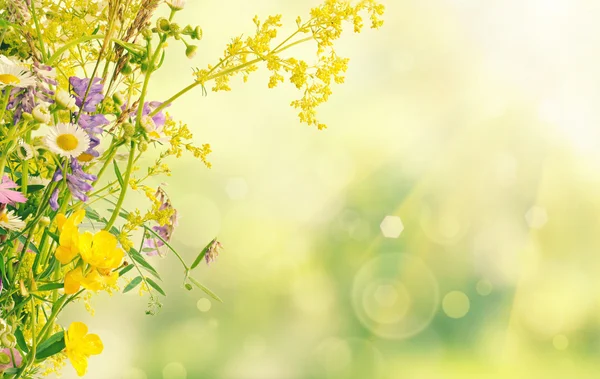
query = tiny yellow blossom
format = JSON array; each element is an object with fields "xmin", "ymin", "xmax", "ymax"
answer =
[{"xmin": 65, "ymin": 322, "xmax": 103, "ymax": 377}]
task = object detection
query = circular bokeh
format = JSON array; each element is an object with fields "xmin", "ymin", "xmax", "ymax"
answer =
[{"xmin": 352, "ymin": 253, "xmax": 439, "ymax": 339}]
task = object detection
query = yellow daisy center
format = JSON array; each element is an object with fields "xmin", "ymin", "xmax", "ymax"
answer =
[
  {"xmin": 57, "ymin": 134, "xmax": 79, "ymax": 151},
  {"xmin": 0, "ymin": 213, "xmax": 9, "ymax": 223},
  {"xmin": 77, "ymin": 152, "xmax": 94, "ymax": 162},
  {"xmin": 0, "ymin": 74, "xmax": 20, "ymax": 85}
]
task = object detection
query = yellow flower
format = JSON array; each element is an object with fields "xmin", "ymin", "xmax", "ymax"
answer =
[
  {"xmin": 55, "ymin": 210, "xmax": 86, "ymax": 264},
  {"xmin": 79, "ymin": 230, "xmax": 124, "ymax": 270},
  {"xmin": 65, "ymin": 322, "xmax": 103, "ymax": 377},
  {"xmin": 64, "ymin": 267, "xmax": 119, "ymax": 294}
]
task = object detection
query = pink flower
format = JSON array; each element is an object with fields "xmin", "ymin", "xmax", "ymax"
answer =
[
  {"xmin": 0, "ymin": 348, "xmax": 22, "ymax": 371},
  {"xmin": 0, "ymin": 176, "xmax": 27, "ymax": 204}
]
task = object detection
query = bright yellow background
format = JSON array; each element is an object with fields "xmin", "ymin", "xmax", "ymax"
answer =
[{"xmin": 59, "ymin": 0, "xmax": 600, "ymax": 378}]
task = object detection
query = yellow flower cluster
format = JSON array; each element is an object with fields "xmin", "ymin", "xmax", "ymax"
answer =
[
  {"xmin": 55, "ymin": 210, "xmax": 123, "ymax": 294},
  {"xmin": 193, "ymin": 0, "xmax": 385, "ymax": 129}
]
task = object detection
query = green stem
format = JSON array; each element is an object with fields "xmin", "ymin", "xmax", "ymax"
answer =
[
  {"xmin": 30, "ymin": 0, "xmax": 48, "ymax": 62},
  {"xmin": 150, "ymin": 36, "xmax": 314, "ymax": 117},
  {"xmin": 104, "ymin": 141, "xmax": 136, "ymax": 231},
  {"xmin": 144, "ymin": 225, "xmax": 189, "ymax": 271},
  {"xmin": 47, "ymin": 35, "xmax": 105, "ymax": 66}
]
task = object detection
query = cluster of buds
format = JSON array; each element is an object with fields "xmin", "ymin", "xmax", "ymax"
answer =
[{"xmin": 152, "ymin": 17, "xmax": 202, "ymax": 59}]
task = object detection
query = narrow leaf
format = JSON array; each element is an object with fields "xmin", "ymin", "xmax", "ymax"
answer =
[
  {"xmin": 37, "ymin": 283, "xmax": 64, "ymax": 292},
  {"xmin": 17, "ymin": 235, "xmax": 39, "ymax": 254},
  {"xmin": 113, "ymin": 160, "xmax": 124, "ymax": 187},
  {"xmin": 146, "ymin": 278, "xmax": 166, "ymax": 296},
  {"xmin": 118, "ymin": 264, "xmax": 134, "ymax": 277},
  {"xmin": 36, "ymin": 331, "xmax": 65, "ymax": 359},
  {"xmin": 188, "ymin": 277, "xmax": 223, "ymax": 303},
  {"xmin": 190, "ymin": 238, "xmax": 216, "ymax": 270},
  {"xmin": 14, "ymin": 328, "xmax": 28, "ymax": 354},
  {"xmin": 123, "ymin": 276, "xmax": 142, "ymax": 293}
]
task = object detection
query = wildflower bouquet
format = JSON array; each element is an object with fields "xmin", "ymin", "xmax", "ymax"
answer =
[{"xmin": 0, "ymin": 0, "xmax": 383, "ymax": 377}]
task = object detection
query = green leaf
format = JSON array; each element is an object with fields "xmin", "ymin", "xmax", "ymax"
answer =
[
  {"xmin": 190, "ymin": 238, "xmax": 216, "ymax": 270},
  {"xmin": 145, "ymin": 277, "xmax": 166, "ymax": 296},
  {"xmin": 37, "ymin": 283, "xmax": 64, "ymax": 292},
  {"xmin": 123, "ymin": 276, "xmax": 143, "ymax": 293},
  {"xmin": 128, "ymin": 248, "xmax": 161, "ymax": 280},
  {"xmin": 118, "ymin": 264, "xmax": 134, "ymax": 277},
  {"xmin": 188, "ymin": 277, "xmax": 223, "ymax": 303},
  {"xmin": 36, "ymin": 331, "xmax": 65, "ymax": 360},
  {"xmin": 14, "ymin": 328, "xmax": 29, "ymax": 354},
  {"xmin": 17, "ymin": 235, "xmax": 39, "ymax": 254},
  {"xmin": 39, "ymin": 258, "xmax": 58, "ymax": 280},
  {"xmin": 113, "ymin": 160, "xmax": 124, "ymax": 187},
  {"xmin": 26, "ymin": 184, "xmax": 45, "ymax": 194},
  {"xmin": 84, "ymin": 206, "xmax": 103, "ymax": 222},
  {"xmin": 46, "ymin": 230, "xmax": 60, "ymax": 244}
]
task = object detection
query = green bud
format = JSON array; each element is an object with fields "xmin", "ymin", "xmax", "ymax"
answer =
[
  {"xmin": 141, "ymin": 28, "xmax": 153, "ymax": 40},
  {"xmin": 122, "ymin": 122, "xmax": 135, "ymax": 137},
  {"xmin": 192, "ymin": 26, "xmax": 203, "ymax": 40},
  {"xmin": 182, "ymin": 25, "xmax": 193, "ymax": 35},
  {"xmin": 185, "ymin": 45, "xmax": 198, "ymax": 59},
  {"xmin": 140, "ymin": 62, "xmax": 149, "ymax": 73},
  {"xmin": 138, "ymin": 142, "xmax": 148, "ymax": 152},
  {"xmin": 113, "ymin": 91, "xmax": 125, "ymax": 106},
  {"xmin": 21, "ymin": 112, "xmax": 33, "ymax": 121},
  {"xmin": 0, "ymin": 353, "xmax": 10, "ymax": 365},
  {"xmin": 185, "ymin": 283, "xmax": 193, "ymax": 291},
  {"xmin": 170, "ymin": 23, "xmax": 181, "ymax": 35},
  {"xmin": 156, "ymin": 18, "xmax": 171, "ymax": 34},
  {"xmin": 121, "ymin": 63, "xmax": 133, "ymax": 76}
]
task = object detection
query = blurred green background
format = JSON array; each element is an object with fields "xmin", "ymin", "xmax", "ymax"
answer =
[{"xmin": 57, "ymin": 0, "xmax": 600, "ymax": 377}]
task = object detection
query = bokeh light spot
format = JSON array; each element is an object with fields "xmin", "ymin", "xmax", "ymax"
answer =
[
  {"xmin": 352, "ymin": 253, "xmax": 439, "ymax": 339},
  {"xmin": 553, "ymin": 334, "xmax": 569, "ymax": 350},
  {"xmin": 476, "ymin": 280, "xmax": 493, "ymax": 296},
  {"xmin": 197, "ymin": 298, "xmax": 212, "ymax": 312},
  {"xmin": 225, "ymin": 177, "xmax": 248, "ymax": 200},
  {"xmin": 162, "ymin": 362, "xmax": 187, "ymax": 379},
  {"xmin": 380, "ymin": 216, "xmax": 404, "ymax": 238},
  {"xmin": 442, "ymin": 291, "xmax": 470, "ymax": 319}
]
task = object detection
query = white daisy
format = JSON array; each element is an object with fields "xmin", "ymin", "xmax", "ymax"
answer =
[
  {"xmin": 0, "ymin": 209, "xmax": 25, "ymax": 231},
  {"xmin": 0, "ymin": 63, "xmax": 36, "ymax": 88},
  {"xmin": 45, "ymin": 123, "xmax": 91, "ymax": 158}
]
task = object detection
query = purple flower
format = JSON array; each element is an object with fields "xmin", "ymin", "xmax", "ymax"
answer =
[
  {"xmin": 49, "ymin": 187, "xmax": 59, "ymax": 211},
  {"xmin": 51, "ymin": 160, "xmax": 97, "ymax": 205},
  {"xmin": 69, "ymin": 77, "xmax": 104, "ymax": 112},
  {"xmin": 142, "ymin": 101, "xmax": 169, "ymax": 128},
  {"xmin": 205, "ymin": 239, "xmax": 223, "ymax": 265}
]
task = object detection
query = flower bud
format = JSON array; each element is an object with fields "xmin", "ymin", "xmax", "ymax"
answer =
[
  {"xmin": 32, "ymin": 104, "xmax": 51, "ymax": 124},
  {"xmin": 121, "ymin": 63, "xmax": 133, "ymax": 76},
  {"xmin": 185, "ymin": 283, "xmax": 193, "ymax": 291},
  {"xmin": 1, "ymin": 333, "xmax": 16, "ymax": 348},
  {"xmin": 185, "ymin": 45, "xmax": 198, "ymax": 59},
  {"xmin": 0, "ymin": 320, "xmax": 7, "ymax": 334},
  {"xmin": 113, "ymin": 91, "xmax": 125, "ymax": 106},
  {"xmin": 141, "ymin": 28, "xmax": 153, "ymax": 40},
  {"xmin": 192, "ymin": 26, "xmax": 203, "ymax": 40},
  {"xmin": 0, "ymin": 352, "xmax": 10, "ymax": 365},
  {"xmin": 21, "ymin": 112, "xmax": 33, "ymax": 121},
  {"xmin": 56, "ymin": 89, "xmax": 77, "ymax": 111},
  {"xmin": 122, "ymin": 122, "xmax": 135, "ymax": 137},
  {"xmin": 156, "ymin": 18, "xmax": 171, "ymax": 34},
  {"xmin": 138, "ymin": 142, "xmax": 148, "ymax": 152}
]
